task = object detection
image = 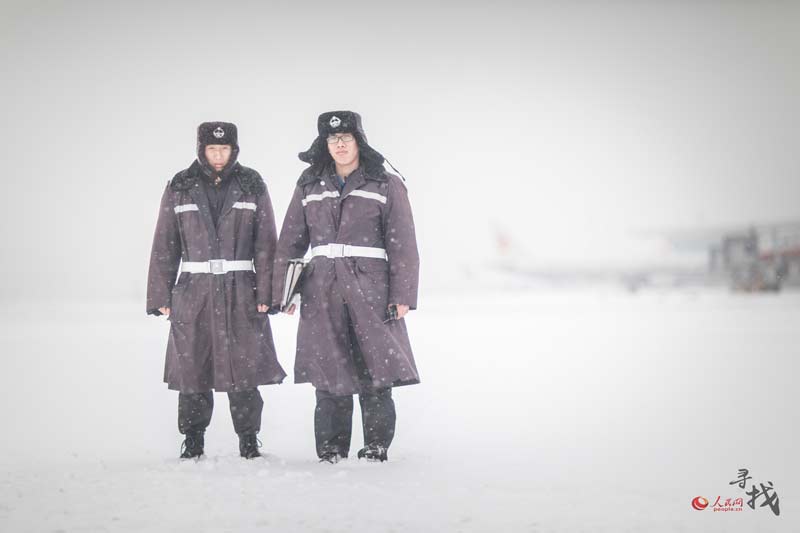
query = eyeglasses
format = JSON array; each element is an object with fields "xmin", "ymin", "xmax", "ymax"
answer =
[{"xmin": 326, "ymin": 134, "xmax": 355, "ymax": 144}]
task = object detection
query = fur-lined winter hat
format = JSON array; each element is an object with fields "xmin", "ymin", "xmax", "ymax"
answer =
[
  {"xmin": 197, "ymin": 121, "xmax": 239, "ymax": 176},
  {"xmin": 197, "ymin": 121, "xmax": 238, "ymax": 150},
  {"xmin": 298, "ymin": 111, "xmax": 385, "ymax": 176}
]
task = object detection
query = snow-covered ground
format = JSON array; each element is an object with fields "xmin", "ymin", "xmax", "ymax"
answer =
[{"xmin": 1, "ymin": 287, "xmax": 797, "ymax": 532}]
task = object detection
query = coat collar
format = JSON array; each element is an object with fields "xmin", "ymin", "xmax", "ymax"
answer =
[
  {"xmin": 171, "ymin": 160, "xmax": 265, "ymax": 195},
  {"xmin": 297, "ymin": 162, "xmax": 387, "ymax": 187}
]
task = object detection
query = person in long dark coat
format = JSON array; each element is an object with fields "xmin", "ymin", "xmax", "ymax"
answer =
[
  {"xmin": 147, "ymin": 122, "xmax": 287, "ymax": 460},
  {"xmin": 271, "ymin": 111, "xmax": 420, "ymax": 463}
]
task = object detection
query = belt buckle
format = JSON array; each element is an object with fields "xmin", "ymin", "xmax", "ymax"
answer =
[
  {"xmin": 209, "ymin": 259, "xmax": 225, "ymax": 274},
  {"xmin": 329, "ymin": 243, "xmax": 345, "ymax": 258}
]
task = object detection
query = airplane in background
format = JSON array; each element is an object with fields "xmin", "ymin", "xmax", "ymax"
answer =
[
  {"xmin": 489, "ymin": 219, "xmax": 800, "ymax": 292},
  {"xmin": 652, "ymin": 219, "xmax": 800, "ymax": 291}
]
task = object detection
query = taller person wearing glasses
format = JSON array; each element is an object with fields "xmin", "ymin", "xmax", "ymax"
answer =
[{"xmin": 272, "ymin": 111, "xmax": 420, "ymax": 463}]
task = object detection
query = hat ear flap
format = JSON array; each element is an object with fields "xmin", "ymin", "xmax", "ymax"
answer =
[
  {"xmin": 353, "ymin": 132, "xmax": 385, "ymax": 175},
  {"xmin": 298, "ymin": 147, "xmax": 313, "ymax": 164},
  {"xmin": 298, "ymin": 136, "xmax": 330, "ymax": 167}
]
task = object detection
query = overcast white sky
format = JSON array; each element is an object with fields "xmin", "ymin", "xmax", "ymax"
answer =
[{"xmin": 1, "ymin": 0, "xmax": 798, "ymax": 299}]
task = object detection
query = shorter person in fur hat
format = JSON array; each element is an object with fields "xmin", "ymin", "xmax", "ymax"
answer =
[
  {"xmin": 147, "ymin": 122, "xmax": 286, "ymax": 460},
  {"xmin": 272, "ymin": 111, "xmax": 420, "ymax": 463}
]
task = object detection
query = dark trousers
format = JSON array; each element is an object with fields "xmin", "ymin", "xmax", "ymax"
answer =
[
  {"xmin": 314, "ymin": 308, "xmax": 396, "ymax": 457},
  {"xmin": 178, "ymin": 389, "xmax": 263, "ymax": 436},
  {"xmin": 315, "ymin": 387, "xmax": 396, "ymax": 457}
]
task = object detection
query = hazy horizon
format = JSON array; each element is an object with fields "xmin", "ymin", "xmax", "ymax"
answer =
[{"xmin": 2, "ymin": 0, "xmax": 798, "ymax": 299}]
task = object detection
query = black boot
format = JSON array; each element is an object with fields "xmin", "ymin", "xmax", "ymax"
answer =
[
  {"xmin": 319, "ymin": 450, "xmax": 347, "ymax": 465},
  {"xmin": 319, "ymin": 451, "xmax": 342, "ymax": 464},
  {"xmin": 180, "ymin": 432, "xmax": 205, "ymax": 459},
  {"xmin": 357, "ymin": 443, "xmax": 388, "ymax": 462},
  {"xmin": 318, "ymin": 445, "xmax": 347, "ymax": 464},
  {"xmin": 239, "ymin": 434, "xmax": 262, "ymax": 459}
]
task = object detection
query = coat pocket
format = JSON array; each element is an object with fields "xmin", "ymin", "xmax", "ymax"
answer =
[
  {"xmin": 355, "ymin": 258, "xmax": 389, "ymax": 309},
  {"xmin": 234, "ymin": 271, "xmax": 259, "ymax": 320},
  {"xmin": 169, "ymin": 279, "xmax": 203, "ymax": 324},
  {"xmin": 355, "ymin": 257, "xmax": 389, "ymax": 274}
]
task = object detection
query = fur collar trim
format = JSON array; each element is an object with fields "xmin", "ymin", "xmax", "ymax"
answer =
[
  {"xmin": 297, "ymin": 163, "xmax": 387, "ymax": 187},
  {"xmin": 171, "ymin": 161, "xmax": 266, "ymax": 195}
]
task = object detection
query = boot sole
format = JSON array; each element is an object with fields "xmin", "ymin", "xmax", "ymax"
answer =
[{"xmin": 179, "ymin": 453, "xmax": 205, "ymax": 461}]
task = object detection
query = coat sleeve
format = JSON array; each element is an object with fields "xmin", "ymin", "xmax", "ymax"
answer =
[
  {"xmin": 146, "ymin": 182, "xmax": 182, "ymax": 316},
  {"xmin": 383, "ymin": 176, "xmax": 420, "ymax": 310},
  {"xmin": 254, "ymin": 182, "xmax": 278, "ymax": 306},
  {"xmin": 270, "ymin": 185, "xmax": 310, "ymax": 309}
]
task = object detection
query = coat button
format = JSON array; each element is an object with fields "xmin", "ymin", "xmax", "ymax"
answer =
[{"xmin": 320, "ymin": 180, "xmax": 325, "ymax": 185}]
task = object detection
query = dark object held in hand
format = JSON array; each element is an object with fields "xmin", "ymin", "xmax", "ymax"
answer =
[{"xmin": 384, "ymin": 304, "xmax": 398, "ymax": 323}]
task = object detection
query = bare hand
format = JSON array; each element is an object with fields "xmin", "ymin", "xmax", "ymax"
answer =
[
  {"xmin": 257, "ymin": 304, "xmax": 269, "ymax": 313},
  {"xmin": 391, "ymin": 304, "xmax": 410, "ymax": 319},
  {"xmin": 284, "ymin": 303, "xmax": 296, "ymax": 315},
  {"xmin": 159, "ymin": 307, "xmax": 170, "ymax": 316}
]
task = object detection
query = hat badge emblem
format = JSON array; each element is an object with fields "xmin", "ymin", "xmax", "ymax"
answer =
[
  {"xmin": 329, "ymin": 116, "xmax": 341, "ymax": 128},
  {"xmin": 213, "ymin": 127, "xmax": 225, "ymax": 139}
]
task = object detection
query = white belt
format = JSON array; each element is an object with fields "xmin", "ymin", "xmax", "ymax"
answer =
[
  {"xmin": 310, "ymin": 244, "xmax": 388, "ymax": 260},
  {"xmin": 180, "ymin": 259, "xmax": 254, "ymax": 274}
]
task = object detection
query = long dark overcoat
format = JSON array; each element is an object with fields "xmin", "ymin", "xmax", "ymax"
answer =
[
  {"xmin": 147, "ymin": 161, "xmax": 287, "ymax": 393},
  {"xmin": 272, "ymin": 165, "xmax": 420, "ymax": 395}
]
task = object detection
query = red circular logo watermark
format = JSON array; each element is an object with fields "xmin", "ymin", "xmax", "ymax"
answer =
[{"xmin": 691, "ymin": 496, "xmax": 709, "ymax": 510}]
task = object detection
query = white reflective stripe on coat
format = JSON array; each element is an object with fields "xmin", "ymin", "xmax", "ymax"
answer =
[
  {"xmin": 301, "ymin": 190, "xmax": 340, "ymax": 206},
  {"xmin": 174, "ymin": 204, "xmax": 199, "ymax": 214},
  {"xmin": 232, "ymin": 201, "xmax": 257, "ymax": 210},
  {"xmin": 344, "ymin": 190, "xmax": 387, "ymax": 204}
]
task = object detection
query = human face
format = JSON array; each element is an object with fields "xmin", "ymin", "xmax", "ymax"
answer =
[
  {"xmin": 204, "ymin": 144, "xmax": 232, "ymax": 171},
  {"xmin": 327, "ymin": 133, "xmax": 359, "ymax": 169}
]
